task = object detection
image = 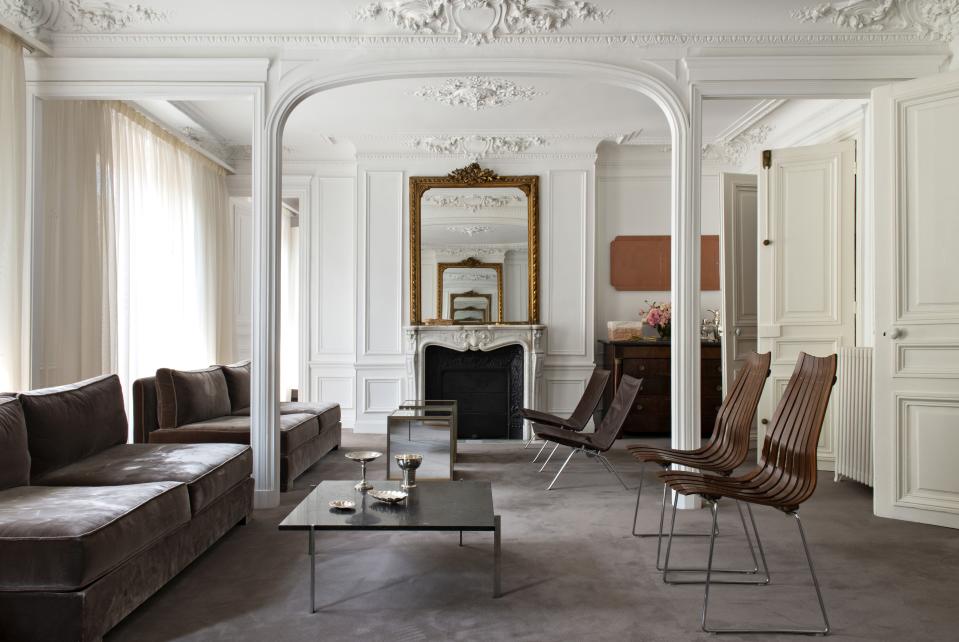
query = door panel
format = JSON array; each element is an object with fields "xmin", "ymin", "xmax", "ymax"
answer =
[
  {"xmin": 873, "ymin": 69, "xmax": 959, "ymax": 529},
  {"xmin": 720, "ymin": 173, "xmax": 758, "ymax": 394},
  {"xmin": 758, "ymin": 141, "xmax": 857, "ymax": 470}
]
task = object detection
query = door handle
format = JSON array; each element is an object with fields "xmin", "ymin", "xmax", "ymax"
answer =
[
  {"xmin": 761, "ymin": 418, "xmax": 769, "ymax": 425},
  {"xmin": 883, "ymin": 327, "xmax": 905, "ymax": 340},
  {"xmin": 734, "ymin": 327, "xmax": 742, "ymax": 336}
]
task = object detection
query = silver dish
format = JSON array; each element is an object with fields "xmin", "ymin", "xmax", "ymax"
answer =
[
  {"xmin": 368, "ymin": 489, "xmax": 408, "ymax": 504},
  {"xmin": 328, "ymin": 499, "xmax": 355, "ymax": 510}
]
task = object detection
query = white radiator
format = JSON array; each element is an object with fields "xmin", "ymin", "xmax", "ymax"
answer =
[{"xmin": 833, "ymin": 347, "xmax": 873, "ymax": 486}]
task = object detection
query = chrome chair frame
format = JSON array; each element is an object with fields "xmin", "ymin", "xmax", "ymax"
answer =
[
  {"xmin": 700, "ymin": 499, "xmax": 829, "ymax": 636},
  {"xmin": 546, "ymin": 445, "xmax": 630, "ymax": 491}
]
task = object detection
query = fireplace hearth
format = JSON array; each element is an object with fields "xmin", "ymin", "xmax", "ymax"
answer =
[{"xmin": 424, "ymin": 344, "xmax": 524, "ymax": 440}]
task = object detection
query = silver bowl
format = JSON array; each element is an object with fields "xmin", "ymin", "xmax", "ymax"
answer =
[
  {"xmin": 394, "ymin": 453, "xmax": 423, "ymax": 489},
  {"xmin": 328, "ymin": 499, "xmax": 355, "ymax": 511},
  {"xmin": 368, "ymin": 489, "xmax": 408, "ymax": 504},
  {"xmin": 345, "ymin": 451, "xmax": 382, "ymax": 491}
]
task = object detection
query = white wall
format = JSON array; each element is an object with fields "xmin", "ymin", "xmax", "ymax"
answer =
[{"xmin": 595, "ymin": 144, "xmax": 724, "ymax": 346}]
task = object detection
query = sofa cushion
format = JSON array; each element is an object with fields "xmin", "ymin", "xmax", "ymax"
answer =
[
  {"xmin": 0, "ymin": 482, "xmax": 190, "ymax": 591},
  {"xmin": 155, "ymin": 366, "xmax": 231, "ymax": 429},
  {"xmin": 148, "ymin": 414, "xmax": 319, "ymax": 453},
  {"xmin": 32, "ymin": 443, "xmax": 251, "ymax": 516},
  {"xmin": 233, "ymin": 401, "xmax": 341, "ymax": 430},
  {"xmin": 18, "ymin": 374, "xmax": 128, "ymax": 480},
  {"xmin": 0, "ymin": 397, "xmax": 29, "ymax": 490},
  {"xmin": 219, "ymin": 361, "xmax": 250, "ymax": 413}
]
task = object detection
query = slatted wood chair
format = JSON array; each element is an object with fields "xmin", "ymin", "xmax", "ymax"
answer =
[
  {"xmin": 532, "ymin": 374, "xmax": 642, "ymax": 491},
  {"xmin": 524, "ymin": 368, "xmax": 610, "ymax": 463},
  {"xmin": 660, "ymin": 352, "xmax": 837, "ymax": 635},
  {"xmin": 627, "ymin": 352, "xmax": 771, "ymax": 578}
]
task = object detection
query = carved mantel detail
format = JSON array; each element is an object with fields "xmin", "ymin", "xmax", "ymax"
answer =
[{"xmin": 405, "ymin": 324, "xmax": 546, "ymax": 437}]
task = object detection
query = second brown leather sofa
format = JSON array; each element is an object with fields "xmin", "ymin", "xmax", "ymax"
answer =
[{"xmin": 132, "ymin": 361, "xmax": 341, "ymax": 491}]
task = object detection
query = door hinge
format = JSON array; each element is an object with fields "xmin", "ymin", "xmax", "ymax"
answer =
[{"xmin": 762, "ymin": 149, "xmax": 772, "ymax": 169}]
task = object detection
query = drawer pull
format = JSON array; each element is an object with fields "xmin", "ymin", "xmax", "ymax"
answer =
[
  {"xmin": 635, "ymin": 404, "xmax": 644, "ymax": 412},
  {"xmin": 715, "ymin": 384, "xmax": 722, "ymax": 392},
  {"xmin": 638, "ymin": 364, "xmax": 646, "ymax": 371},
  {"xmin": 717, "ymin": 365, "xmax": 722, "ymax": 373}
]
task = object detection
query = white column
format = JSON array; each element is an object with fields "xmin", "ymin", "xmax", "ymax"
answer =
[
  {"xmin": 670, "ymin": 90, "xmax": 702, "ymax": 510},
  {"xmin": 252, "ymin": 89, "xmax": 281, "ymax": 509}
]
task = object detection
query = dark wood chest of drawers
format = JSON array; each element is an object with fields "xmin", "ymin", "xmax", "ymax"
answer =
[{"xmin": 598, "ymin": 340, "xmax": 723, "ymax": 436}]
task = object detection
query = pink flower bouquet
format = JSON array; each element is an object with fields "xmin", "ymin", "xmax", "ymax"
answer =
[{"xmin": 641, "ymin": 301, "xmax": 672, "ymax": 338}]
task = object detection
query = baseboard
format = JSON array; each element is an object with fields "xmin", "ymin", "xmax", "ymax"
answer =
[{"xmin": 253, "ymin": 488, "xmax": 280, "ymax": 509}]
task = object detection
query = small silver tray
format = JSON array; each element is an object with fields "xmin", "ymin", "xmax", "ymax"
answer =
[
  {"xmin": 368, "ymin": 490, "xmax": 408, "ymax": 504},
  {"xmin": 329, "ymin": 499, "xmax": 355, "ymax": 510},
  {"xmin": 344, "ymin": 451, "xmax": 382, "ymax": 462}
]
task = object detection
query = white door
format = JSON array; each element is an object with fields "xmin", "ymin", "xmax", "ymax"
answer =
[
  {"xmin": 720, "ymin": 173, "xmax": 759, "ymax": 394},
  {"xmin": 757, "ymin": 141, "xmax": 857, "ymax": 469},
  {"xmin": 873, "ymin": 70, "xmax": 959, "ymax": 529}
]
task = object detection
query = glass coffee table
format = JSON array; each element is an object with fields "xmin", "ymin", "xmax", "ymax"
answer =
[{"xmin": 278, "ymin": 480, "xmax": 501, "ymax": 612}]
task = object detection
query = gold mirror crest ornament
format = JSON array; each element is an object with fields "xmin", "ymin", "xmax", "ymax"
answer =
[{"xmin": 410, "ymin": 163, "xmax": 539, "ymax": 325}]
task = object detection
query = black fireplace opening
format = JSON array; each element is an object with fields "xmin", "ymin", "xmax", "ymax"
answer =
[{"xmin": 424, "ymin": 345, "xmax": 524, "ymax": 440}]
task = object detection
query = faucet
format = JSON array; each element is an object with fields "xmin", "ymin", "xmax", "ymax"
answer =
[{"xmin": 706, "ymin": 309, "xmax": 721, "ymax": 342}]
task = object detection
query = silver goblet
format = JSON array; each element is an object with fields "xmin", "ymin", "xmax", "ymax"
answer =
[
  {"xmin": 394, "ymin": 453, "xmax": 423, "ymax": 490},
  {"xmin": 344, "ymin": 451, "xmax": 382, "ymax": 492}
]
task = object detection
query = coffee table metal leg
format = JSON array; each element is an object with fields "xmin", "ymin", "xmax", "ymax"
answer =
[
  {"xmin": 459, "ymin": 531, "xmax": 463, "ymax": 546},
  {"xmin": 309, "ymin": 526, "xmax": 316, "ymax": 614},
  {"xmin": 493, "ymin": 515, "xmax": 501, "ymax": 598}
]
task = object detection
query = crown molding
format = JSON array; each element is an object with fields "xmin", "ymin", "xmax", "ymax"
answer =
[
  {"xmin": 685, "ymin": 54, "xmax": 947, "ymax": 81},
  {"xmin": 0, "ymin": 0, "xmax": 166, "ymax": 37},
  {"xmin": 41, "ymin": 29, "xmax": 943, "ymax": 53},
  {"xmin": 792, "ymin": 0, "xmax": 959, "ymax": 43},
  {"xmin": 712, "ymin": 99, "xmax": 785, "ymax": 142}
]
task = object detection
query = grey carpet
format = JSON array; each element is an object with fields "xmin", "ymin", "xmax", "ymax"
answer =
[{"xmin": 107, "ymin": 431, "xmax": 959, "ymax": 642}]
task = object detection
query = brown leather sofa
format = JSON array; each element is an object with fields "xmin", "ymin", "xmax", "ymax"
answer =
[
  {"xmin": 0, "ymin": 374, "xmax": 253, "ymax": 642},
  {"xmin": 132, "ymin": 361, "xmax": 341, "ymax": 491}
]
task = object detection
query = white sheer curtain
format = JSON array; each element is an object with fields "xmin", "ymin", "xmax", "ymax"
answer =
[
  {"xmin": 0, "ymin": 29, "xmax": 26, "ymax": 391},
  {"xmin": 37, "ymin": 100, "xmax": 231, "ymax": 411}
]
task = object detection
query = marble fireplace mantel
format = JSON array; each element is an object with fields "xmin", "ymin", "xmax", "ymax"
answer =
[{"xmin": 405, "ymin": 324, "xmax": 546, "ymax": 438}]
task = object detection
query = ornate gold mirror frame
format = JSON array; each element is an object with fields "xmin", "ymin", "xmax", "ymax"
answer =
[
  {"xmin": 448, "ymin": 289, "xmax": 494, "ymax": 324},
  {"xmin": 410, "ymin": 163, "xmax": 539, "ymax": 325},
  {"xmin": 437, "ymin": 259, "xmax": 503, "ymax": 322}
]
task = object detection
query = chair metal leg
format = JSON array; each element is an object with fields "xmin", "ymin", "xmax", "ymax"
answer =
[
  {"xmin": 701, "ymin": 507, "xmax": 829, "ymax": 635},
  {"xmin": 530, "ymin": 439, "xmax": 549, "ymax": 463},
  {"xmin": 545, "ymin": 448, "xmax": 579, "ymax": 490},
  {"xmin": 537, "ymin": 443, "xmax": 560, "ymax": 472},
  {"xmin": 662, "ymin": 496, "xmax": 769, "ymax": 585},
  {"xmin": 593, "ymin": 452, "xmax": 630, "ymax": 490},
  {"xmin": 632, "ymin": 468, "xmax": 717, "ymax": 540}
]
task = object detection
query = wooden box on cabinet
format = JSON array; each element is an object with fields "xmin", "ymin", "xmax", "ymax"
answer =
[{"xmin": 598, "ymin": 340, "xmax": 722, "ymax": 437}]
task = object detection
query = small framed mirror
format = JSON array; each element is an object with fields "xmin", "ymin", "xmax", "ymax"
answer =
[{"xmin": 410, "ymin": 163, "xmax": 539, "ymax": 325}]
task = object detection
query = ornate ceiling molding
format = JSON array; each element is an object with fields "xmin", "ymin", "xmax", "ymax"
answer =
[
  {"xmin": 411, "ymin": 134, "xmax": 546, "ymax": 159},
  {"xmin": 445, "ymin": 224, "xmax": 492, "ymax": 237},
  {"xmin": 792, "ymin": 0, "xmax": 959, "ymax": 42},
  {"xmin": 354, "ymin": 0, "xmax": 611, "ymax": 45},
  {"xmin": 702, "ymin": 124, "xmax": 774, "ymax": 167},
  {"xmin": 425, "ymin": 193, "xmax": 525, "ymax": 212},
  {"xmin": 1, "ymin": 0, "xmax": 166, "ymax": 36},
  {"xmin": 414, "ymin": 76, "xmax": 541, "ymax": 111}
]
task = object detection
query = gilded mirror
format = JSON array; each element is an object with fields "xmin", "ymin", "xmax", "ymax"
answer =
[{"xmin": 410, "ymin": 163, "xmax": 539, "ymax": 325}]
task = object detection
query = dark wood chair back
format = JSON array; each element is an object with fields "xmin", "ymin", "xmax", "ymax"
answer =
[
  {"xmin": 703, "ymin": 352, "xmax": 772, "ymax": 471},
  {"xmin": 759, "ymin": 352, "xmax": 838, "ymax": 509}
]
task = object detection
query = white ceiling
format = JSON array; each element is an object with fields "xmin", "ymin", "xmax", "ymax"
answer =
[{"xmin": 164, "ymin": 78, "xmax": 762, "ymax": 161}]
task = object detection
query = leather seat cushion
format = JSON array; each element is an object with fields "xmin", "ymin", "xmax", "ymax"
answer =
[
  {"xmin": 155, "ymin": 366, "xmax": 232, "ymax": 429},
  {"xmin": 18, "ymin": 374, "xmax": 127, "ymax": 479},
  {"xmin": 33, "ymin": 443, "xmax": 251, "ymax": 515},
  {"xmin": 233, "ymin": 402, "xmax": 341, "ymax": 430},
  {"xmin": 0, "ymin": 482, "xmax": 189, "ymax": 591},
  {"xmin": 148, "ymin": 414, "xmax": 319, "ymax": 453},
  {"xmin": 0, "ymin": 398, "xmax": 30, "ymax": 490}
]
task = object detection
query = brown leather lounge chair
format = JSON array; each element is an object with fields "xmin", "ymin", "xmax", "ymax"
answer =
[
  {"xmin": 531, "ymin": 374, "xmax": 642, "ymax": 491},
  {"xmin": 522, "ymin": 368, "xmax": 610, "ymax": 463},
  {"xmin": 660, "ymin": 352, "xmax": 837, "ymax": 635}
]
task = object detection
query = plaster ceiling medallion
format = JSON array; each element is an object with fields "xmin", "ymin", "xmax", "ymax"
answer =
[
  {"xmin": 792, "ymin": 0, "xmax": 959, "ymax": 42},
  {"xmin": 445, "ymin": 224, "xmax": 492, "ymax": 236},
  {"xmin": 410, "ymin": 134, "xmax": 546, "ymax": 159},
  {"xmin": 1, "ymin": 0, "xmax": 166, "ymax": 36},
  {"xmin": 414, "ymin": 76, "xmax": 541, "ymax": 111},
  {"xmin": 354, "ymin": 0, "xmax": 611, "ymax": 45},
  {"xmin": 702, "ymin": 124, "xmax": 774, "ymax": 167},
  {"xmin": 425, "ymin": 193, "xmax": 524, "ymax": 212}
]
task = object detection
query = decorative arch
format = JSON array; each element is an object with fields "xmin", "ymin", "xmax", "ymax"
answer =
[{"xmin": 251, "ymin": 58, "xmax": 697, "ymax": 507}]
